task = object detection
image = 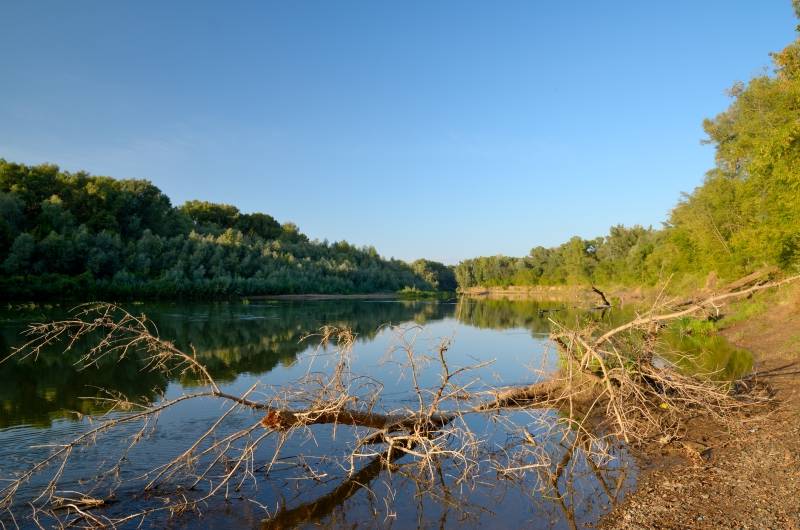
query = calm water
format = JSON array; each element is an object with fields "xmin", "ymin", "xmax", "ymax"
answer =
[{"xmin": 1, "ymin": 299, "xmax": 638, "ymax": 529}]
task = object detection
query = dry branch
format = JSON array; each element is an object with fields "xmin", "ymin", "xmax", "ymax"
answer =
[
  {"xmin": 2, "ymin": 272, "xmax": 792, "ymax": 528},
  {"xmin": 593, "ymin": 272, "xmax": 800, "ymax": 351},
  {"xmin": 542, "ymin": 273, "xmax": 800, "ymax": 444},
  {"xmin": 257, "ymin": 406, "xmax": 453, "ymax": 436},
  {"xmin": 591, "ymin": 285, "xmax": 612, "ymax": 307}
]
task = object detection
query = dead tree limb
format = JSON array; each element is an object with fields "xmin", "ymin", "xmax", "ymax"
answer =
[
  {"xmin": 257, "ymin": 405, "xmax": 453, "ymax": 436},
  {"xmin": 592, "ymin": 273, "xmax": 800, "ymax": 351},
  {"xmin": 261, "ymin": 442, "xmax": 414, "ymax": 529},
  {"xmin": 591, "ymin": 285, "xmax": 611, "ymax": 307}
]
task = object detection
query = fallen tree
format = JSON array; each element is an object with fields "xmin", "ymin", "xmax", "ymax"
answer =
[
  {"xmin": 1, "ymin": 271, "xmax": 795, "ymax": 528},
  {"xmin": 490, "ymin": 271, "xmax": 798, "ymax": 443}
]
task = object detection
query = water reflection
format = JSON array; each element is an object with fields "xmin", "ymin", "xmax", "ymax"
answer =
[
  {"xmin": 455, "ymin": 297, "xmax": 637, "ymax": 334},
  {"xmin": 658, "ymin": 318, "xmax": 753, "ymax": 381},
  {"xmin": 0, "ymin": 298, "xmax": 645, "ymax": 529},
  {"xmin": 251, "ymin": 408, "xmax": 634, "ymax": 530},
  {"xmin": 0, "ymin": 301, "xmax": 457, "ymax": 428},
  {"xmin": 0, "ymin": 346, "xmax": 166, "ymax": 428},
  {"xmin": 1, "ymin": 299, "xmax": 743, "ymax": 431}
]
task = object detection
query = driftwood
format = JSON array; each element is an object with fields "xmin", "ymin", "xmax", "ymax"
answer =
[
  {"xmin": 591, "ymin": 285, "xmax": 612, "ymax": 307},
  {"xmin": 259, "ymin": 269, "xmax": 799, "ymax": 440},
  {"xmin": 254, "ymin": 272, "xmax": 800, "ymax": 524},
  {"xmin": 478, "ymin": 377, "xmax": 599, "ymax": 410},
  {"xmin": 259, "ymin": 406, "xmax": 452, "ymax": 433}
]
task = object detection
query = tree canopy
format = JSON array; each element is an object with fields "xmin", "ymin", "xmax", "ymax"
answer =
[
  {"xmin": 5, "ymin": 8, "xmax": 800, "ymax": 297},
  {"xmin": 0, "ymin": 160, "xmax": 450, "ymax": 299},
  {"xmin": 456, "ymin": 16, "xmax": 800, "ymax": 290}
]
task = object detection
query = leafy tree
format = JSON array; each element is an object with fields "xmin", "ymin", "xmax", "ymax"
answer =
[
  {"xmin": 179, "ymin": 201, "xmax": 240, "ymax": 233},
  {"xmin": 411, "ymin": 259, "xmax": 457, "ymax": 291},
  {"xmin": 0, "ymin": 160, "xmax": 439, "ymax": 299},
  {"xmin": 235, "ymin": 212, "xmax": 282, "ymax": 240},
  {"xmin": 0, "ymin": 192, "xmax": 24, "ymax": 255},
  {"xmin": 3, "ymin": 233, "xmax": 35, "ymax": 274},
  {"xmin": 455, "ymin": 7, "xmax": 800, "ymax": 290}
]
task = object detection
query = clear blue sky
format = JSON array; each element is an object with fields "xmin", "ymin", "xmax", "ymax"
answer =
[{"xmin": 0, "ymin": 1, "xmax": 795, "ymax": 264}]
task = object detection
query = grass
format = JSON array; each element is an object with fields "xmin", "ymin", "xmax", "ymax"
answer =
[
  {"xmin": 717, "ymin": 298, "xmax": 769, "ymax": 328},
  {"xmin": 396, "ymin": 287, "xmax": 454, "ymax": 300},
  {"xmin": 654, "ymin": 314, "xmax": 754, "ymax": 382}
]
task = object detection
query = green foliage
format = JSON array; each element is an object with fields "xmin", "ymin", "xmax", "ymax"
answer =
[
  {"xmin": 0, "ymin": 160, "xmax": 449, "ymax": 299},
  {"xmin": 660, "ymin": 318, "xmax": 753, "ymax": 382},
  {"xmin": 457, "ymin": 19, "xmax": 800, "ymax": 290},
  {"xmin": 410, "ymin": 259, "xmax": 457, "ymax": 291},
  {"xmin": 669, "ymin": 317, "xmax": 717, "ymax": 337},
  {"xmin": 716, "ymin": 297, "xmax": 769, "ymax": 328},
  {"xmin": 455, "ymin": 225, "xmax": 658, "ymax": 289},
  {"xmin": 396, "ymin": 287, "xmax": 453, "ymax": 299},
  {"xmin": 0, "ymin": 300, "xmax": 451, "ymax": 426}
]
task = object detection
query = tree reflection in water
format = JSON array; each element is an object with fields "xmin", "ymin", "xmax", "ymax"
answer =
[{"xmin": 0, "ymin": 299, "xmax": 637, "ymax": 529}]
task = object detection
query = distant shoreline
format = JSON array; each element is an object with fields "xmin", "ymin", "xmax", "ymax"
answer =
[{"xmin": 245, "ymin": 293, "xmax": 400, "ymax": 301}]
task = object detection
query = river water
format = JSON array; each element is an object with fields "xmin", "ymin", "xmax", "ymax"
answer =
[{"xmin": 1, "ymin": 298, "xmax": 643, "ymax": 529}]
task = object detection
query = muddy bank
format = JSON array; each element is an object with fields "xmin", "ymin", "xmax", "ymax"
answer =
[
  {"xmin": 461, "ymin": 285, "xmax": 598, "ymax": 302},
  {"xmin": 460, "ymin": 284, "xmax": 651, "ymax": 306},
  {"xmin": 601, "ymin": 284, "xmax": 800, "ymax": 529}
]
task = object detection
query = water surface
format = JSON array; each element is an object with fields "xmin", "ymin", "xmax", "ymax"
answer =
[{"xmin": 1, "ymin": 298, "xmax": 635, "ymax": 529}]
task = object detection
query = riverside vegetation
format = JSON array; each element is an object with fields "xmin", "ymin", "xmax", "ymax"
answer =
[
  {"xmin": 3, "ymin": 4, "xmax": 800, "ymax": 300},
  {"xmin": 0, "ymin": 163, "xmax": 456, "ymax": 299},
  {"xmin": 456, "ymin": 10, "xmax": 800, "ymax": 292}
]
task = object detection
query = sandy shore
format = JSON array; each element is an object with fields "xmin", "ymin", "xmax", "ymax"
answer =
[{"xmin": 602, "ymin": 284, "xmax": 800, "ymax": 529}]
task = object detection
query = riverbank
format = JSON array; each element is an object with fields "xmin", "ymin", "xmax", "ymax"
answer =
[
  {"xmin": 245, "ymin": 292, "xmax": 399, "ymax": 300},
  {"xmin": 602, "ymin": 282, "xmax": 800, "ymax": 529},
  {"xmin": 459, "ymin": 284, "xmax": 653, "ymax": 305},
  {"xmin": 246, "ymin": 290, "xmax": 455, "ymax": 301},
  {"xmin": 461, "ymin": 284, "xmax": 600, "ymax": 303}
]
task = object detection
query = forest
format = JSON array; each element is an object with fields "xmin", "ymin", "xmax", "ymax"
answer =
[
  {"xmin": 3, "ymin": 12, "xmax": 799, "ymax": 299},
  {"xmin": 456, "ymin": 28, "xmax": 800, "ymax": 291},
  {"xmin": 0, "ymin": 161, "xmax": 455, "ymax": 298}
]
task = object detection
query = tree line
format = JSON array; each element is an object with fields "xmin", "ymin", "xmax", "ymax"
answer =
[
  {"xmin": 0, "ymin": 161, "xmax": 455, "ymax": 299},
  {"xmin": 456, "ymin": 16, "xmax": 800, "ymax": 290},
  {"xmin": 4, "ymin": 8, "xmax": 798, "ymax": 298}
]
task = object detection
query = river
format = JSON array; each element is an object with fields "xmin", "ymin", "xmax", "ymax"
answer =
[{"xmin": 1, "ymin": 298, "xmax": 644, "ymax": 529}]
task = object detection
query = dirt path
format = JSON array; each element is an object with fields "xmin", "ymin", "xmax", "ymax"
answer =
[{"xmin": 602, "ymin": 286, "xmax": 800, "ymax": 529}]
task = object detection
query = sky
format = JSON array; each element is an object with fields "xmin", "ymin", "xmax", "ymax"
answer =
[{"xmin": 0, "ymin": 1, "xmax": 796, "ymax": 264}]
